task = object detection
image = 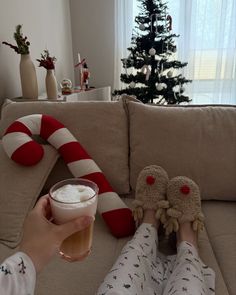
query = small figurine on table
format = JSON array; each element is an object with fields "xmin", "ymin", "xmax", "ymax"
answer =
[
  {"xmin": 60, "ymin": 79, "xmax": 73, "ymax": 95},
  {"xmin": 75, "ymin": 58, "xmax": 90, "ymax": 90},
  {"xmin": 82, "ymin": 63, "xmax": 90, "ymax": 90}
]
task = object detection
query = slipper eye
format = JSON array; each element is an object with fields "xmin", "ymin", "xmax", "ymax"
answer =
[
  {"xmin": 180, "ymin": 185, "xmax": 190, "ymax": 195},
  {"xmin": 146, "ymin": 175, "xmax": 155, "ymax": 185}
]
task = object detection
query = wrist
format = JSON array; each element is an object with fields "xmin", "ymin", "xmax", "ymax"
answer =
[
  {"xmin": 17, "ymin": 251, "xmax": 37, "ymax": 276},
  {"xmin": 19, "ymin": 245, "xmax": 42, "ymax": 273}
]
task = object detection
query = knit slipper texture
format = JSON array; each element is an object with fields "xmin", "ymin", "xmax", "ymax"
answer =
[
  {"xmin": 164, "ymin": 176, "xmax": 204, "ymax": 235},
  {"xmin": 133, "ymin": 165, "xmax": 169, "ymax": 225}
]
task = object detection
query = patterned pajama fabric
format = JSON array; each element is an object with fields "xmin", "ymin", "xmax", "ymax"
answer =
[
  {"xmin": 97, "ymin": 223, "xmax": 215, "ymax": 295},
  {"xmin": 0, "ymin": 252, "xmax": 36, "ymax": 295}
]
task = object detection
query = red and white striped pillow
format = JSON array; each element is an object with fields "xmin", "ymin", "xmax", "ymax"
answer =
[{"xmin": 2, "ymin": 114, "xmax": 135, "ymax": 238}]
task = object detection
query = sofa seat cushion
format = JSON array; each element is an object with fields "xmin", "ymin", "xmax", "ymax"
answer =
[
  {"xmin": 0, "ymin": 198, "xmax": 229, "ymax": 295},
  {"xmin": 128, "ymin": 101, "xmax": 236, "ymax": 201},
  {"xmin": 0, "ymin": 100, "xmax": 130, "ymax": 195},
  {"xmin": 202, "ymin": 201, "xmax": 236, "ymax": 295}
]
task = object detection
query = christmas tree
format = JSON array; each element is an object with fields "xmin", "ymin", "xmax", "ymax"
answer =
[{"xmin": 114, "ymin": 0, "xmax": 191, "ymax": 104}]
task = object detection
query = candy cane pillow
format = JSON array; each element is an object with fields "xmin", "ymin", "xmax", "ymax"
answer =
[{"xmin": 2, "ymin": 114, "xmax": 135, "ymax": 238}]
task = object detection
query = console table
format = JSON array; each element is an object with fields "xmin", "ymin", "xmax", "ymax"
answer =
[
  {"xmin": 64, "ymin": 86, "xmax": 111, "ymax": 102},
  {"xmin": 9, "ymin": 86, "xmax": 112, "ymax": 102}
]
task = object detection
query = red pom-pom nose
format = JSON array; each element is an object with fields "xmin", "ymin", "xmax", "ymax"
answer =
[
  {"xmin": 180, "ymin": 185, "xmax": 190, "ymax": 195},
  {"xmin": 146, "ymin": 175, "xmax": 155, "ymax": 185}
]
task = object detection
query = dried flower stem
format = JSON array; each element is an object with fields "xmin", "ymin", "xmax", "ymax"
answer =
[{"xmin": 2, "ymin": 25, "xmax": 30, "ymax": 55}]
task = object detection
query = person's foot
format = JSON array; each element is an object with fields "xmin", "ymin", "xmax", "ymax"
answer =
[
  {"xmin": 133, "ymin": 165, "xmax": 169, "ymax": 226},
  {"xmin": 142, "ymin": 209, "xmax": 160, "ymax": 229},
  {"xmin": 177, "ymin": 222, "xmax": 198, "ymax": 250},
  {"xmin": 164, "ymin": 176, "xmax": 204, "ymax": 235}
]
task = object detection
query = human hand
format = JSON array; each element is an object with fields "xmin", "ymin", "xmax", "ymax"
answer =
[{"xmin": 19, "ymin": 195, "xmax": 93, "ymax": 273}]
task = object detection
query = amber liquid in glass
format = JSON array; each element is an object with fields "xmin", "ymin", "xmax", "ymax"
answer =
[{"xmin": 59, "ymin": 221, "xmax": 94, "ymax": 261}]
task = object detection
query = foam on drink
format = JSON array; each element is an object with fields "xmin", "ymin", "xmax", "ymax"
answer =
[
  {"xmin": 50, "ymin": 184, "xmax": 97, "ymax": 224},
  {"xmin": 52, "ymin": 184, "xmax": 95, "ymax": 202}
]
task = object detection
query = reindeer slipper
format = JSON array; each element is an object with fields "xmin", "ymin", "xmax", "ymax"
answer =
[
  {"xmin": 164, "ymin": 176, "xmax": 204, "ymax": 235},
  {"xmin": 133, "ymin": 165, "xmax": 169, "ymax": 226}
]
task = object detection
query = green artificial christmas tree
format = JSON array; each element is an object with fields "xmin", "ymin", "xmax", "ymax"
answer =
[{"xmin": 114, "ymin": 0, "xmax": 192, "ymax": 104}]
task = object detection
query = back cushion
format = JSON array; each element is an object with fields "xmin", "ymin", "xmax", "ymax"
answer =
[
  {"xmin": 128, "ymin": 101, "xmax": 236, "ymax": 200},
  {"xmin": 0, "ymin": 100, "xmax": 130, "ymax": 194}
]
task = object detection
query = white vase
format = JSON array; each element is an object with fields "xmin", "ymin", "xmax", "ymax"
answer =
[
  {"xmin": 46, "ymin": 69, "xmax": 58, "ymax": 99},
  {"xmin": 20, "ymin": 54, "xmax": 38, "ymax": 99}
]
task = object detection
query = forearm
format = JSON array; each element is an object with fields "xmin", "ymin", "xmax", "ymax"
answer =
[{"xmin": 0, "ymin": 252, "xmax": 36, "ymax": 295}]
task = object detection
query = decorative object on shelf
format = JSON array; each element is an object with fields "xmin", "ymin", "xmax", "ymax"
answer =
[
  {"xmin": 37, "ymin": 50, "xmax": 58, "ymax": 99},
  {"xmin": 75, "ymin": 57, "xmax": 90, "ymax": 90},
  {"xmin": 75, "ymin": 55, "xmax": 85, "ymax": 90},
  {"xmin": 45, "ymin": 70, "xmax": 58, "ymax": 99},
  {"xmin": 82, "ymin": 62, "xmax": 90, "ymax": 90},
  {"xmin": 60, "ymin": 79, "xmax": 73, "ymax": 95},
  {"xmin": 20, "ymin": 54, "xmax": 38, "ymax": 99},
  {"xmin": 2, "ymin": 24, "xmax": 38, "ymax": 99}
]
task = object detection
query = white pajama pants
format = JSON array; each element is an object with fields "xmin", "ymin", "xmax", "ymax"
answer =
[{"xmin": 97, "ymin": 223, "xmax": 215, "ymax": 295}]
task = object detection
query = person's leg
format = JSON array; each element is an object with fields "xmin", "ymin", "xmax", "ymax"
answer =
[
  {"xmin": 142, "ymin": 208, "xmax": 159, "ymax": 227},
  {"xmin": 96, "ymin": 209, "xmax": 164, "ymax": 295},
  {"xmin": 163, "ymin": 222, "xmax": 215, "ymax": 295},
  {"xmin": 97, "ymin": 165, "xmax": 170, "ymax": 295}
]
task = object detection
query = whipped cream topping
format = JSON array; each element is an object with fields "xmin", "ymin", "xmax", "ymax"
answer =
[{"xmin": 52, "ymin": 184, "xmax": 95, "ymax": 203}]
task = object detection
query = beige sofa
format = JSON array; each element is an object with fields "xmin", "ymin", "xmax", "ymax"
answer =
[{"xmin": 0, "ymin": 97, "xmax": 235, "ymax": 295}]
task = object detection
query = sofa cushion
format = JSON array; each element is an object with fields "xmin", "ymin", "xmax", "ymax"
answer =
[
  {"xmin": 0, "ymin": 99, "xmax": 130, "ymax": 195},
  {"xmin": 128, "ymin": 101, "xmax": 236, "ymax": 201},
  {"xmin": 197, "ymin": 227, "xmax": 229, "ymax": 295},
  {"xmin": 203, "ymin": 201, "xmax": 236, "ymax": 295},
  {"xmin": 0, "ymin": 141, "xmax": 58, "ymax": 247}
]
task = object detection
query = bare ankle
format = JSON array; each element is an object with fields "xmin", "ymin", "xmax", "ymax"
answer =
[
  {"xmin": 142, "ymin": 209, "xmax": 160, "ymax": 229},
  {"xmin": 177, "ymin": 222, "xmax": 198, "ymax": 249}
]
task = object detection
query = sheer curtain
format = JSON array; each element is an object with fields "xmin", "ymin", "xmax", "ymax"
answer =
[
  {"xmin": 115, "ymin": 0, "xmax": 236, "ymax": 104},
  {"xmin": 113, "ymin": 0, "xmax": 134, "ymax": 90},
  {"xmin": 172, "ymin": 0, "xmax": 236, "ymax": 104}
]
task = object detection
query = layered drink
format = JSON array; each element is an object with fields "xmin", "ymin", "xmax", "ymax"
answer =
[{"xmin": 49, "ymin": 178, "xmax": 98, "ymax": 262}]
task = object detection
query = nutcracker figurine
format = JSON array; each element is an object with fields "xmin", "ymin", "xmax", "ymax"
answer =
[
  {"xmin": 82, "ymin": 63, "xmax": 90, "ymax": 89},
  {"xmin": 75, "ymin": 58, "xmax": 90, "ymax": 90}
]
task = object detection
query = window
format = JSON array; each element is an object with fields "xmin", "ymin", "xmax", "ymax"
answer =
[{"xmin": 130, "ymin": 0, "xmax": 236, "ymax": 104}]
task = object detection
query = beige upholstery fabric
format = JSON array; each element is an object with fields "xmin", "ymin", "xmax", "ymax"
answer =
[
  {"xmin": 198, "ymin": 227, "xmax": 229, "ymax": 295},
  {"xmin": 0, "ymin": 142, "xmax": 58, "ymax": 248},
  {"xmin": 128, "ymin": 101, "xmax": 236, "ymax": 201},
  {"xmin": 203, "ymin": 201, "xmax": 236, "ymax": 295},
  {"xmin": 0, "ymin": 100, "xmax": 130, "ymax": 194}
]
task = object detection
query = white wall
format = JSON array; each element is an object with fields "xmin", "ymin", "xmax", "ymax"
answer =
[
  {"xmin": 0, "ymin": 0, "xmax": 74, "ymax": 106},
  {"xmin": 70, "ymin": 0, "xmax": 115, "ymax": 90}
]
